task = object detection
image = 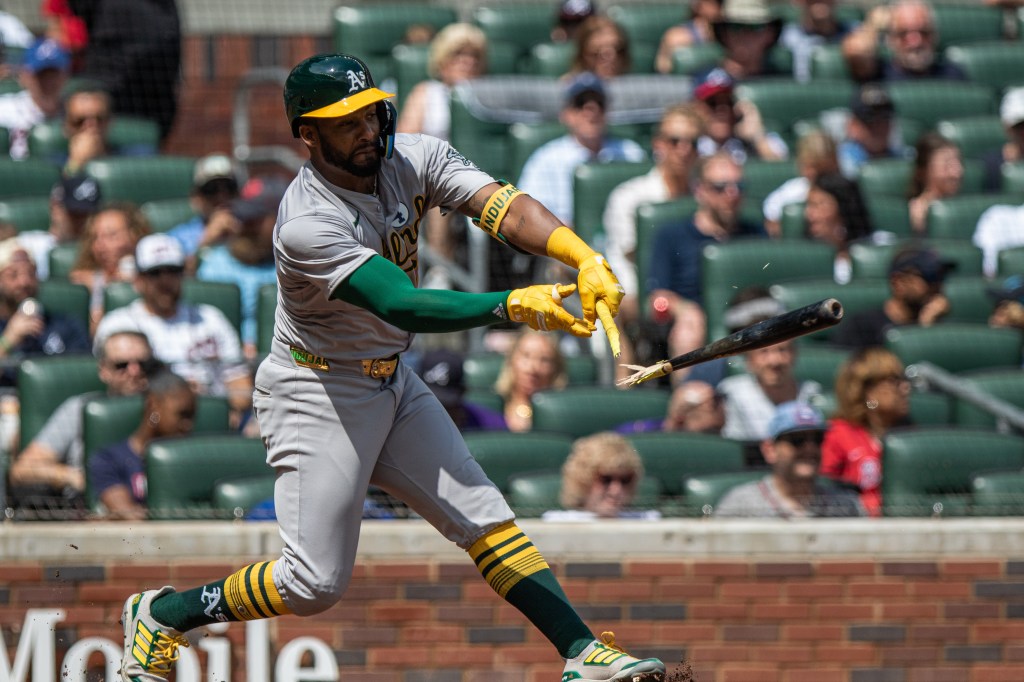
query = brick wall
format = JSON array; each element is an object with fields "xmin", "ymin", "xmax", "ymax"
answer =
[{"xmin": 5, "ymin": 551, "xmax": 1024, "ymax": 681}]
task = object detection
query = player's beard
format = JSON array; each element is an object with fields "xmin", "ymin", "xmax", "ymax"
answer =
[{"xmin": 323, "ymin": 139, "xmax": 381, "ymax": 178}]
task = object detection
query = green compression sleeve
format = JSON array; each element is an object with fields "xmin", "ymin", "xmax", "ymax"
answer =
[{"xmin": 333, "ymin": 255, "xmax": 511, "ymax": 333}]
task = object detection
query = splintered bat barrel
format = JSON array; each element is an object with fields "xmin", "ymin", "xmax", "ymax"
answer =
[{"xmin": 668, "ymin": 297, "xmax": 844, "ymax": 372}]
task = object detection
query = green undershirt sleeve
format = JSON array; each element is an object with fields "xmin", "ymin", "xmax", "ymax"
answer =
[{"xmin": 332, "ymin": 254, "xmax": 511, "ymax": 333}]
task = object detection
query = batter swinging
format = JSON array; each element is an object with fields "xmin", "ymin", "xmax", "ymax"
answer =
[{"xmin": 118, "ymin": 54, "xmax": 664, "ymax": 682}]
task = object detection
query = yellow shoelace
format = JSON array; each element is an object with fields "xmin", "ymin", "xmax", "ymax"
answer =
[
  {"xmin": 599, "ymin": 631, "xmax": 627, "ymax": 654},
  {"xmin": 147, "ymin": 634, "xmax": 190, "ymax": 675}
]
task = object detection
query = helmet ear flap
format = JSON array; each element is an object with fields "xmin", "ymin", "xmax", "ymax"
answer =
[{"xmin": 377, "ymin": 100, "xmax": 397, "ymax": 159}]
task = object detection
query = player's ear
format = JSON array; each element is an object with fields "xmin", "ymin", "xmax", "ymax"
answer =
[{"xmin": 297, "ymin": 120, "xmax": 319, "ymax": 149}]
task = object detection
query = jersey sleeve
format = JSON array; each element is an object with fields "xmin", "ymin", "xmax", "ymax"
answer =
[
  {"xmin": 275, "ymin": 212, "xmax": 377, "ymax": 303},
  {"xmin": 412, "ymin": 134, "xmax": 495, "ymax": 214}
]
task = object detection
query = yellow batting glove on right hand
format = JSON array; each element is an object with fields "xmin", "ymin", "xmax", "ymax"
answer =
[
  {"xmin": 577, "ymin": 253, "xmax": 625, "ymax": 323},
  {"xmin": 507, "ymin": 283, "xmax": 593, "ymax": 337}
]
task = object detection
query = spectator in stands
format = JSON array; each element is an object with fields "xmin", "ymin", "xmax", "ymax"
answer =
[
  {"xmin": 983, "ymin": 88, "xmax": 1024, "ymax": 192},
  {"xmin": 518, "ymin": 72, "xmax": 645, "ymax": 227},
  {"xmin": 987, "ymin": 275, "xmax": 1024, "ymax": 333},
  {"xmin": 397, "ymin": 23, "xmax": 487, "ymax": 141},
  {"xmin": 168, "ymin": 153, "xmax": 242, "ymax": 263},
  {"xmin": 646, "ymin": 153, "xmax": 767, "ymax": 371},
  {"xmin": 564, "ymin": 16, "xmax": 631, "ymax": 80},
  {"xmin": 0, "ymin": 7, "xmax": 34, "ymax": 56},
  {"xmin": 72, "ymin": 0, "xmax": 182, "ymax": 141},
  {"xmin": 833, "ymin": 245, "xmax": 953, "ymax": 349},
  {"xmin": 616, "ymin": 380, "xmax": 725, "ymax": 435},
  {"xmin": 418, "ymin": 348, "xmax": 505, "ymax": 431},
  {"xmin": 706, "ymin": 0, "xmax": 785, "ymax": 81},
  {"xmin": 837, "ymin": 83, "xmax": 907, "ymax": 179},
  {"xmin": 68, "ymin": 203, "xmax": 152, "ymax": 335},
  {"xmin": 42, "ymin": 0, "xmax": 88, "ymax": 67},
  {"xmin": 56, "ymin": 86, "xmax": 157, "ymax": 173},
  {"xmin": 89, "ymin": 368, "xmax": 196, "ymax": 520},
  {"xmin": 494, "ymin": 329, "xmax": 568, "ymax": 432},
  {"xmin": 196, "ymin": 176, "xmax": 283, "ymax": 359},
  {"xmin": 655, "ymin": 0, "xmax": 723, "ymax": 74},
  {"xmin": 0, "ymin": 37, "xmax": 70, "ymax": 159},
  {"xmin": 18, "ymin": 174, "xmax": 102, "ymax": 281},
  {"xmin": 0, "ymin": 238, "xmax": 90, "ymax": 385},
  {"xmin": 715, "ymin": 401, "xmax": 864, "ymax": 517},
  {"xmin": 974, "ymin": 196, "xmax": 1024, "ymax": 278},
  {"xmin": 692, "ymin": 68, "xmax": 788, "ymax": 164},
  {"xmin": 907, "ymin": 132, "xmax": 963, "ymax": 235},
  {"xmin": 551, "ymin": 0, "xmax": 597, "ymax": 43},
  {"xmin": 821, "ymin": 348, "xmax": 910, "ymax": 516},
  {"xmin": 544, "ymin": 431, "xmax": 660, "ymax": 520},
  {"xmin": 762, "ymin": 130, "xmax": 840, "ymax": 237},
  {"xmin": 7, "ymin": 330, "xmax": 156, "ymax": 517},
  {"xmin": 93, "ymin": 233, "xmax": 254, "ymax": 428},
  {"xmin": 780, "ymin": 0, "xmax": 857, "ymax": 83},
  {"xmin": 803, "ymin": 172, "xmax": 874, "ymax": 284}
]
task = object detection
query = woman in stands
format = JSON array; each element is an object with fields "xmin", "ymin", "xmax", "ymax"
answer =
[
  {"xmin": 565, "ymin": 16, "xmax": 631, "ymax": 80},
  {"xmin": 820, "ymin": 348, "xmax": 911, "ymax": 517},
  {"xmin": 907, "ymin": 131, "xmax": 964, "ymax": 235},
  {"xmin": 802, "ymin": 171, "xmax": 874, "ymax": 284},
  {"xmin": 655, "ymin": 0, "xmax": 723, "ymax": 74},
  {"xmin": 494, "ymin": 329, "xmax": 568, "ymax": 432}
]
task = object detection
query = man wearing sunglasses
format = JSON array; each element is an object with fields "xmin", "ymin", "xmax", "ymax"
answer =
[
  {"xmin": 8, "ymin": 330, "xmax": 157, "ymax": 518},
  {"xmin": 714, "ymin": 401, "xmax": 864, "ymax": 518}
]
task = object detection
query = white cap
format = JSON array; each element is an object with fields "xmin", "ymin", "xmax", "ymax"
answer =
[
  {"xmin": 193, "ymin": 153, "xmax": 238, "ymax": 188},
  {"xmin": 1001, "ymin": 87, "xmax": 1024, "ymax": 128},
  {"xmin": 135, "ymin": 234, "xmax": 185, "ymax": 273},
  {"xmin": 0, "ymin": 237, "xmax": 33, "ymax": 271}
]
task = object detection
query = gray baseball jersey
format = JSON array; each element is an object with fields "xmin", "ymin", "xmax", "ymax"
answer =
[{"xmin": 255, "ymin": 134, "xmax": 515, "ymax": 616}]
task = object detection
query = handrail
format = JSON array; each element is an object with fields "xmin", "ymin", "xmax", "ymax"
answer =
[{"xmin": 906, "ymin": 361, "xmax": 1024, "ymax": 433}]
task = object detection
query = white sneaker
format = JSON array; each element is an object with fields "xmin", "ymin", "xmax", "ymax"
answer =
[
  {"xmin": 119, "ymin": 586, "xmax": 189, "ymax": 681},
  {"xmin": 561, "ymin": 631, "xmax": 666, "ymax": 682}
]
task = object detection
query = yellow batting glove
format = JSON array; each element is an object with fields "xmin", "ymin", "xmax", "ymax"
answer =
[
  {"xmin": 577, "ymin": 252, "xmax": 625, "ymax": 324},
  {"xmin": 507, "ymin": 283, "xmax": 593, "ymax": 337}
]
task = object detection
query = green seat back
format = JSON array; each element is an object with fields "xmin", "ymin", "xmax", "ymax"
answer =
[
  {"xmin": 462, "ymin": 351, "xmax": 597, "ymax": 391},
  {"xmin": 809, "ymin": 44, "xmax": 850, "ymax": 80},
  {"xmin": 624, "ymin": 432, "xmax": 744, "ymax": 496},
  {"xmin": 391, "ymin": 43, "xmax": 430, "ymax": 105},
  {"xmin": 885, "ymin": 323, "xmax": 1022, "ymax": 374},
  {"xmin": 927, "ymin": 194, "xmax": 1018, "ymax": 241},
  {"xmin": 1001, "ymin": 162, "xmax": 1024, "ymax": 196},
  {"xmin": 882, "ymin": 428, "xmax": 1024, "ymax": 516},
  {"xmin": 635, "ymin": 197, "xmax": 698, "ymax": 301},
  {"xmin": 140, "ymin": 198, "xmax": 197, "ymax": 233},
  {"xmin": 944, "ymin": 276, "xmax": 997, "ymax": 324},
  {"xmin": 37, "ymin": 280, "xmax": 89, "ymax": 332},
  {"xmin": 462, "ymin": 431, "xmax": 573, "ymax": 493},
  {"xmin": 770, "ymin": 278, "xmax": 889, "ymax": 343},
  {"xmin": 607, "ymin": 3, "xmax": 688, "ymax": 48},
  {"xmin": 671, "ymin": 43, "xmax": 724, "ymax": 75},
  {"xmin": 257, "ymin": 283, "xmax": 277, "ymax": 356},
  {"xmin": 954, "ymin": 369, "xmax": 1024, "ymax": 430},
  {"xmin": 909, "ymin": 390, "xmax": 953, "ymax": 426},
  {"xmin": 27, "ymin": 121, "xmax": 66, "ymax": 159},
  {"xmin": 0, "ymin": 159, "xmax": 62, "ymax": 199},
  {"xmin": 146, "ymin": 434, "xmax": 270, "ymax": 519},
  {"xmin": 682, "ymin": 470, "xmax": 766, "ymax": 516},
  {"xmin": 522, "ymin": 41, "xmax": 574, "ymax": 77},
  {"xmin": 531, "ymin": 387, "xmax": 670, "ymax": 439},
  {"xmin": 508, "ymin": 470, "xmax": 660, "ymax": 517},
  {"xmin": 84, "ymin": 156, "xmax": 196, "ymax": 204},
  {"xmin": 450, "ymin": 88, "xmax": 513, "ymax": 180},
  {"xmin": 849, "ymin": 238, "xmax": 984, "ymax": 280},
  {"xmin": 998, "ymin": 246, "xmax": 1024, "ymax": 278},
  {"xmin": 48, "ymin": 242, "xmax": 80, "ymax": 280},
  {"xmin": 792, "ymin": 345, "xmax": 852, "ymax": 390},
  {"xmin": 17, "ymin": 355, "xmax": 102, "ymax": 446},
  {"xmin": 932, "ymin": 5, "xmax": 1006, "ymax": 48},
  {"xmin": 29, "ymin": 116, "xmax": 160, "ymax": 160},
  {"xmin": 859, "ymin": 157, "xmax": 985, "ymax": 198},
  {"xmin": 212, "ymin": 475, "xmax": 277, "ymax": 516},
  {"xmin": 472, "ymin": 5, "xmax": 555, "ymax": 58},
  {"xmin": 702, "ymin": 239, "xmax": 835, "ymax": 339},
  {"xmin": 936, "ymin": 115, "xmax": 1007, "ymax": 161},
  {"xmin": 971, "ymin": 469, "xmax": 1024, "ymax": 516},
  {"xmin": 0, "ymin": 126, "xmax": 8, "ymax": 154},
  {"xmin": 887, "ymin": 80, "xmax": 995, "ymax": 132},
  {"xmin": 742, "ymin": 159, "xmax": 799, "ymax": 202},
  {"xmin": 104, "ymin": 279, "xmax": 243, "ymax": 333},
  {"xmin": 864, "ymin": 195, "xmax": 913, "ymax": 238},
  {"xmin": 102, "ymin": 281, "xmax": 137, "ymax": 312},
  {"xmin": 779, "ymin": 201, "xmax": 806, "ymax": 239},
  {"xmin": 735, "ymin": 79, "xmax": 855, "ymax": 140},
  {"xmin": 464, "ymin": 389, "xmax": 504, "ymax": 413},
  {"xmin": 0, "ymin": 196, "xmax": 53, "ymax": 233},
  {"xmin": 509, "ymin": 121, "xmax": 566, "ymax": 184},
  {"xmin": 573, "ymin": 161, "xmax": 652, "ymax": 243}
]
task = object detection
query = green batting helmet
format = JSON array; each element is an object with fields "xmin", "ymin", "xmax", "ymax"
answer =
[{"xmin": 284, "ymin": 53, "xmax": 396, "ymax": 157}]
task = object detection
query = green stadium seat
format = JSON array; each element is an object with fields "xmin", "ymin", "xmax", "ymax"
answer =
[
  {"xmin": 793, "ymin": 345, "xmax": 852, "ymax": 389},
  {"xmin": 391, "ymin": 43, "xmax": 430, "ymax": 105},
  {"xmin": 84, "ymin": 156, "xmax": 196, "ymax": 204},
  {"xmin": 509, "ymin": 121, "xmax": 567, "ymax": 184},
  {"xmin": 971, "ymin": 469, "xmax": 1024, "ymax": 516},
  {"xmin": 864, "ymin": 195, "xmax": 914, "ymax": 238},
  {"xmin": 778, "ymin": 201, "xmax": 806, "ymax": 239},
  {"xmin": 507, "ymin": 470, "xmax": 660, "ymax": 517},
  {"xmin": 28, "ymin": 116, "xmax": 160, "ymax": 160},
  {"xmin": 26, "ymin": 121, "xmax": 66, "ymax": 160},
  {"xmin": 473, "ymin": 5, "xmax": 555, "ymax": 60},
  {"xmin": 886, "ymin": 80, "xmax": 996, "ymax": 132},
  {"xmin": 0, "ymin": 196, "xmax": 52, "ymax": 233},
  {"xmin": 936, "ymin": 116, "xmax": 1008, "ymax": 161},
  {"xmin": 881, "ymin": 427, "xmax": 1024, "ymax": 517},
  {"xmin": 670, "ymin": 43, "xmax": 723, "ymax": 75},
  {"xmin": 944, "ymin": 276, "xmax": 998, "ymax": 324},
  {"xmin": 909, "ymin": 390, "xmax": 953, "ymax": 426},
  {"xmin": 0, "ymin": 126, "xmax": 8, "ymax": 154},
  {"xmin": 531, "ymin": 386, "xmax": 670, "ymax": 439},
  {"xmin": 742, "ymin": 159, "xmax": 799, "ymax": 202},
  {"xmin": 630, "ymin": 41, "xmax": 660, "ymax": 74},
  {"xmin": 47, "ymin": 242, "xmax": 80, "ymax": 280},
  {"xmin": 953, "ymin": 369, "xmax": 1024, "ymax": 430},
  {"xmin": 885, "ymin": 323, "xmax": 1022, "ymax": 374},
  {"xmin": 462, "ymin": 431, "xmax": 573, "ymax": 493},
  {"xmin": 573, "ymin": 161, "xmax": 652, "ymax": 243},
  {"xmin": 932, "ymin": 5, "xmax": 1006, "ymax": 49},
  {"xmin": 462, "ymin": 351, "xmax": 598, "ymax": 391},
  {"xmin": 927, "ymin": 194, "xmax": 1017, "ymax": 241},
  {"xmin": 212, "ymin": 474, "xmax": 277, "ymax": 516},
  {"xmin": 1002, "ymin": 162, "xmax": 1024, "ymax": 196},
  {"xmin": 257, "ymin": 282, "xmax": 277, "ymax": 357},
  {"xmin": 702, "ymin": 239, "xmax": 836, "ymax": 339},
  {"xmin": 0, "ymin": 159, "xmax": 61, "ymax": 199},
  {"xmin": 521, "ymin": 41, "xmax": 574, "ymax": 77},
  {"xmin": 848, "ymin": 238, "xmax": 984, "ymax": 280},
  {"xmin": 17, "ymin": 355, "xmax": 102, "ymax": 446},
  {"xmin": 104, "ymin": 279, "xmax": 243, "ymax": 334},
  {"xmin": 682, "ymin": 470, "xmax": 765, "ymax": 516},
  {"xmin": 809, "ymin": 44, "xmax": 850, "ymax": 80},
  {"xmin": 770, "ymin": 278, "xmax": 889, "ymax": 343},
  {"xmin": 141, "ymin": 198, "xmax": 197, "ymax": 233},
  {"xmin": 449, "ymin": 87, "xmax": 516, "ymax": 179},
  {"xmin": 635, "ymin": 197, "xmax": 699, "ymax": 301},
  {"xmin": 624, "ymin": 431, "xmax": 745, "ymax": 497},
  {"xmin": 607, "ymin": 3, "xmax": 688, "ymax": 48},
  {"xmin": 859, "ymin": 157, "xmax": 985, "ymax": 198},
  {"xmin": 464, "ymin": 389, "xmax": 504, "ymax": 413},
  {"xmin": 37, "ymin": 280, "xmax": 89, "ymax": 332},
  {"xmin": 734, "ymin": 79, "xmax": 855, "ymax": 141},
  {"xmin": 146, "ymin": 434, "xmax": 271, "ymax": 519},
  {"xmin": 997, "ymin": 246, "xmax": 1024, "ymax": 278}
]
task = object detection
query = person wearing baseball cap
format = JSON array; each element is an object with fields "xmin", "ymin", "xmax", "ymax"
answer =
[
  {"xmin": 979, "ymin": 88, "xmax": 1024, "ymax": 192},
  {"xmin": 837, "ymin": 83, "xmax": 909, "ymax": 179},
  {"xmin": 655, "ymin": 0, "xmax": 722, "ymax": 73},
  {"xmin": 15, "ymin": 174, "xmax": 102, "ymax": 282},
  {"xmin": 714, "ymin": 401, "xmax": 864, "ymax": 518},
  {"xmin": 551, "ymin": 0, "xmax": 596, "ymax": 42},
  {"xmin": 709, "ymin": 0, "xmax": 784, "ymax": 80},
  {"xmin": 0, "ymin": 37, "xmax": 70, "ymax": 159},
  {"xmin": 167, "ymin": 153, "xmax": 243, "ymax": 261},
  {"xmin": 692, "ymin": 67, "xmax": 789, "ymax": 164}
]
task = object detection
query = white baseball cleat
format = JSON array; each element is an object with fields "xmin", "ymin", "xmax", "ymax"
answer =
[
  {"xmin": 119, "ymin": 586, "xmax": 189, "ymax": 681},
  {"xmin": 561, "ymin": 631, "xmax": 666, "ymax": 682}
]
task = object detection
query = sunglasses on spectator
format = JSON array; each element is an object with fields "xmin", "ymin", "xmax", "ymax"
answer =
[
  {"xmin": 870, "ymin": 373, "xmax": 908, "ymax": 387},
  {"xmin": 892, "ymin": 28, "xmax": 933, "ymax": 39},
  {"xmin": 598, "ymin": 473, "xmax": 636, "ymax": 487},
  {"xmin": 68, "ymin": 113, "xmax": 109, "ymax": 127},
  {"xmin": 661, "ymin": 135, "xmax": 696, "ymax": 148},
  {"xmin": 777, "ymin": 432, "xmax": 825, "ymax": 448},
  {"xmin": 141, "ymin": 265, "xmax": 184, "ymax": 278},
  {"xmin": 705, "ymin": 180, "xmax": 744, "ymax": 194},
  {"xmin": 108, "ymin": 358, "xmax": 152, "ymax": 372}
]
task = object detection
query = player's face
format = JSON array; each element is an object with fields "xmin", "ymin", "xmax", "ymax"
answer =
[{"xmin": 311, "ymin": 106, "xmax": 382, "ymax": 178}]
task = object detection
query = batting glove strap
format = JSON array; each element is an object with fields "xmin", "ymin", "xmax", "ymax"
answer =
[{"xmin": 507, "ymin": 284, "xmax": 592, "ymax": 337}]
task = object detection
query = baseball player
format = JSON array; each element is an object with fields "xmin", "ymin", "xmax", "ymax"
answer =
[{"xmin": 118, "ymin": 54, "xmax": 665, "ymax": 682}]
